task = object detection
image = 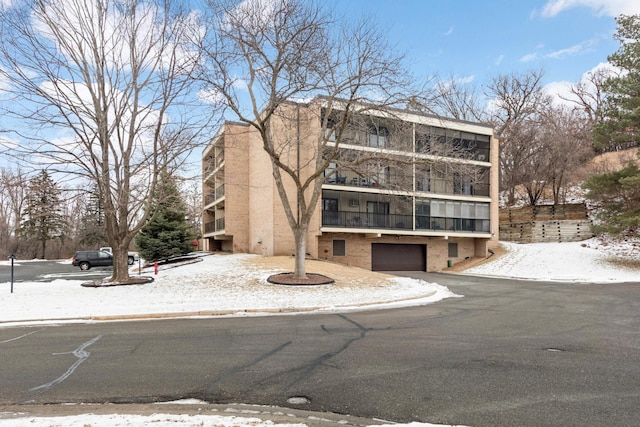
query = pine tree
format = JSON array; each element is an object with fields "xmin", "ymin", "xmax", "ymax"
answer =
[
  {"xmin": 79, "ymin": 189, "xmax": 106, "ymax": 246},
  {"xmin": 583, "ymin": 159, "xmax": 640, "ymax": 235},
  {"xmin": 19, "ymin": 170, "xmax": 67, "ymax": 258},
  {"xmin": 135, "ymin": 175, "xmax": 195, "ymax": 262},
  {"xmin": 593, "ymin": 14, "xmax": 640, "ymax": 151}
]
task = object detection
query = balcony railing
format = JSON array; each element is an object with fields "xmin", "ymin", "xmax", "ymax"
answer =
[
  {"xmin": 322, "ymin": 210, "xmax": 413, "ymax": 230},
  {"xmin": 322, "ymin": 210, "xmax": 490, "ymax": 233},
  {"xmin": 416, "ymin": 178, "xmax": 490, "ymax": 197},
  {"xmin": 324, "ymin": 171, "xmax": 490, "ymax": 197},
  {"xmin": 204, "ymin": 184, "xmax": 225, "ymax": 206},
  {"xmin": 203, "ymin": 150, "xmax": 225, "ymax": 178},
  {"xmin": 204, "ymin": 217, "xmax": 225, "ymax": 234}
]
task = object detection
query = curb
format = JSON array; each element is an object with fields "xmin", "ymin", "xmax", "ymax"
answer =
[
  {"xmin": 0, "ymin": 290, "xmax": 438, "ymax": 326},
  {"xmin": 0, "ymin": 402, "xmax": 393, "ymax": 426}
]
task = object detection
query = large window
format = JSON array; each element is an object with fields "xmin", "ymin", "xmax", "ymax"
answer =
[
  {"xmin": 416, "ymin": 198, "xmax": 490, "ymax": 232},
  {"xmin": 368, "ymin": 126, "xmax": 388, "ymax": 148}
]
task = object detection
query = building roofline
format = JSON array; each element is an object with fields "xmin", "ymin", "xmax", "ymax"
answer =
[{"xmin": 288, "ymin": 95, "xmax": 495, "ymax": 131}]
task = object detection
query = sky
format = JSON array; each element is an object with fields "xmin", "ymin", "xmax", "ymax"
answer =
[
  {"xmin": 3, "ymin": 0, "xmax": 640, "ymax": 172},
  {"xmin": 326, "ymin": 0, "xmax": 640, "ymax": 103}
]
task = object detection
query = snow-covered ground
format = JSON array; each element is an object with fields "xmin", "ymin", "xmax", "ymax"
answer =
[
  {"xmin": 465, "ymin": 238, "xmax": 639, "ymax": 282},
  {"xmin": 1, "ymin": 238, "xmax": 638, "ymax": 427},
  {"xmin": 0, "ymin": 253, "xmax": 457, "ymax": 325}
]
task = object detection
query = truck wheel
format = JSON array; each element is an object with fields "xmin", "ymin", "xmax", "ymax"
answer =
[
  {"xmin": 128, "ymin": 256, "xmax": 135, "ymax": 265},
  {"xmin": 79, "ymin": 262, "xmax": 91, "ymax": 271}
]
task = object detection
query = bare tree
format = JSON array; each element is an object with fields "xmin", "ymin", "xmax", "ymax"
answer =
[
  {"xmin": 561, "ymin": 66, "xmax": 614, "ymax": 127},
  {"xmin": 198, "ymin": 0, "xmax": 412, "ymax": 279},
  {"xmin": 0, "ymin": 0, "xmax": 209, "ymax": 282},
  {"xmin": 409, "ymin": 75, "xmax": 487, "ymax": 123},
  {"xmin": 539, "ymin": 106, "xmax": 594, "ymax": 204},
  {"xmin": 485, "ymin": 69, "xmax": 551, "ymax": 206},
  {"xmin": 0, "ymin": 168, "xmax": 28, "ymax": 258}
]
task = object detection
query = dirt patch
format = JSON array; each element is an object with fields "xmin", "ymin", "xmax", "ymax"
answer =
[
  {"xmin": 248, "ymin": 256, "xmax": 395, "ymax": 287},
  {"xmin": 81, "ymin": 276, "xmax": 155, "ymax": 287},
  {"xmin": 267, "ymin": 272, "xmax": 335, "ymax": 285},
  {"xmin": 444, "ymin": 244, "xmax": 508, "ymax": 272}
]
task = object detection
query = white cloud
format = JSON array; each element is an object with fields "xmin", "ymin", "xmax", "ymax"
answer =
[
  {"xmin": 454, "ymin": 75, "xmax": 475, "ymax": 85},
  {"xmin": 32, "ymin": 0, "xmax": 201, "ymax": 75},
  {"xmin": 520, "ymin": 53, "xmax": 538, "ymax": 63},
  {"xmin": 543, "ymin": 80, "xmax": 575, "ymax": 106},
  {"xmin": 197, "ymin": 88, "xmax": 225, "ymax": 105},
  {"xmin": 543, "ymin": 61, "xmax": 619, "ymax": 107},
  {"xmin": 495, "ymin": 54, "xmax": 505, "ymax": 66},
  {"xmin": 0, "ymin": 135, "xmax": 19, "ymax": 151},
  {"xmin": 541, "ymin": 0, "xmax": 640, "ymax": 17},
  {"xmin": 546, "ymin": 42, "xmax": 586, "ymax": 59},
  {"xmin": 443, "ymin": 26, "xmax": 454, "ymax": 36},
  {"xmin": 225, "ymin": 0, "xmax": 281, "ymax": 33},
  {"xmin": 546, "ymin": 34, "xmax": 604, "ymax": 59}
]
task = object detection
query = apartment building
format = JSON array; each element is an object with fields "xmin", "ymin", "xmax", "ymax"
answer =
[{"xmin": 202, "ymin": 98, "xmax": 499, "ymax": 272}]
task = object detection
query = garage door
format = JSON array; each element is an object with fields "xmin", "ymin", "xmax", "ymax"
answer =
[{"xmin": 371, "ymin": 243, "xmax": 426, "ymax": 271}]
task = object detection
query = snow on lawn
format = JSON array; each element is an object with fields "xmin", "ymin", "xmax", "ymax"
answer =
[
  {"xmin": 464, "ymin": 238, "xmax": 639, "ymax": 283},
  {"xmin": 0, "ymin": 412, "xmax": 466, "ymax": 427},
  {"xmin": 0, "ymin": 254, "xmax": 456, "ymax": 324}
]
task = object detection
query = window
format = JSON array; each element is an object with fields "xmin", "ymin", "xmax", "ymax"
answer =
[
  {"xmin": 448, "ymin": 242, "xmax": 458, "ymax": 258},
  {"xmin": 322, "ymin": 198, "xmax": 338, "ymax": 211},
  {"xmin": 333, "ymin": 239, "xmax": 346, "ymax": 256},
  {"xmin": 368, "ymin": 126, "xmax": 388, "ymax": 148},
  {"xmin": 322, "ymin": 198, "xmax": 339, "ymax": 225}
]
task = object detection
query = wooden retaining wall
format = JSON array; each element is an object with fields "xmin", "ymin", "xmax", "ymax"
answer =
[{"xmin": 499, "ymin": 203, "xmax": 593, "ymax": 243}]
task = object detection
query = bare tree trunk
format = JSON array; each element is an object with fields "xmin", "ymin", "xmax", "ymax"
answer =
[{"xmin": 294, "ymin": 228, "xmax": 307, "ymax": 279}]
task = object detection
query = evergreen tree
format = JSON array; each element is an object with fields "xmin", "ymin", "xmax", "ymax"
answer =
[
  {"xmin": 593, "ymin": 14, "xmax": 640, "ymax": 151},
  {"xmin": 79, "ymin": 190, "xmax": 106, "ymax": 246},
  {"xmin": 583, "ymin": 157, "xmax": 640, "ymax": 235},
  {"xmin": 19, "ymin": 170, "xmax": 67, "ymax": 258},
  {"xmin": 135, "ymin": 175, "xmax": 194, "ymax": 262}
]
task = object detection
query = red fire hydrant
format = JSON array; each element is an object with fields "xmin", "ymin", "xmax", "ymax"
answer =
[{"xmin": 154, "ymin": 261, "xmax": 159, "ymax": 275}]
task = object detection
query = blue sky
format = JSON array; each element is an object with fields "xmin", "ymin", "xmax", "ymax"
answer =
[{"xmin": 327, "ymin": 0, "xmax": 640, "ymax": 96}]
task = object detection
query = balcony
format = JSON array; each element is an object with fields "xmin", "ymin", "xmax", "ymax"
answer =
[
  {"xmin": 203, "ymin": 150, "xmax": 225, "ymax": 178},
  {"xmin": 416, "ymin": 178, "xmax": 490, "ymax": 197},
  {"xmin": 324, "ymin": 170, "xmax": 490, "ymax": 197},
  {"xmin": 322, "ymin": 210, "xmax": 490, "ymax": 233},
  {"xmin": 322, "ymin": 210, "xmax": 413, "ymax": 230},
  {"xmin": 204, "ymin": 216, "xmax": 225, "ymax": 234},
  {"xmin": 204, "ymin": 184, "xmax": 225, "ymax": 206}
]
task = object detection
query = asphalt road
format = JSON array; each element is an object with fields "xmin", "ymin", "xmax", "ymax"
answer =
[
  {"xmin": 1, "ymin": 273, "xmax": 639, "ymax": 426},
  {"xmin": 0, "ymin": 260, "xmax": 115, "ymax": 283}
]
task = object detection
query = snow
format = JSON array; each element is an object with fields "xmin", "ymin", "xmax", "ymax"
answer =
[
  {"xmin": 1, "ymin": 240, "xmax": 638, "ymax": 427},
  {"xmin": 464, "ymin": 238, "xmax": 639, "ymax": 283},
  {"xmin": 0, "ymin": 253, "xmax": 457, "ymax": 325},
  {"xmin": 0, "ymin": 411, "xmax": 465, "ymax": 427}
]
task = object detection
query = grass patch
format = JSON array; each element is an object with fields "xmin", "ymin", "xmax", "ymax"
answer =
[{"xmin": 605, "ymin": 257, "xmax": 640, "ymax": 270}]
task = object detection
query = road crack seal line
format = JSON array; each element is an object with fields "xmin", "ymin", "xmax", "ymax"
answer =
[
  {"xmin": 0, "ymin": 328, "xmax": 44, "ymax": 344},
  {"xmin": 29, "ymin": 334, "xmax": 103, "ymax": 395}
]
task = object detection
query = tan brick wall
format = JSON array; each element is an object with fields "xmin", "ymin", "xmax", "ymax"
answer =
[
  {"xmin": 248, "ymin": 126, "xmax": 276, "ymax": 256},
  {"xmin": 223, "ymin": 124, "xmax": 251, "ymax": 252},
  {"xmin": 263, "ymin": 103, "xmax": 323, "ymax": 258},
  {"xmin": 317, "ymin": 233, "xmax": 486, "ymax": 271},
  {"xmin": 489, "ymin": 134, "xmax": 500, "ymax": 251}
]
